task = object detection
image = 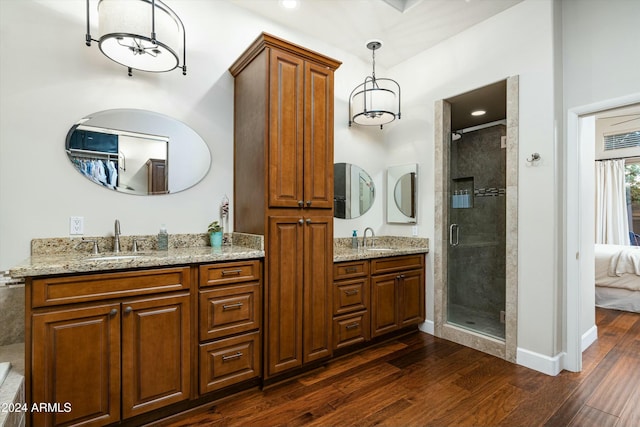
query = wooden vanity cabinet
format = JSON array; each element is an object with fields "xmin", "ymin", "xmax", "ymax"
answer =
[
  {"xmin": 28, "ymin": 267, "xmax": 191, "ymax": 427},
  {"xmin": 332, "ymin": 260, "xmax": 370, "ymax": 350},
  {"xmin": 198, "ymin": 260, "xmax": 262, "ymax": 394},
  {"xmin": 371, "ymin": 255, "xmax": 426, "ymax": 338},
  {"xmin": 230, "ymin": 33, "xmax": 340, "ymax": 380}
]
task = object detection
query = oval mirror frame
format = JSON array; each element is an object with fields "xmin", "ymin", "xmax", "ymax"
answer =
[
  {"xmin": 65, "ymin": 109, "xmax": 211, "ymax": 195},
  {"xmin": 387, "ymin": 163, "xmax": 417, "ymax": 223},
  {"xmin": 334, "ymin": 162, "xmax": 375, "ymax": 219}
]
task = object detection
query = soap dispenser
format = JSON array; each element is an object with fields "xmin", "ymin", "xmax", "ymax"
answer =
[
  {"xmin": 157, "ymin": 224, "xmax": 168, "ymax": 251},
  {"xmin": 352, "ymin": 230, "xmax": 358, "ymax": 249}
]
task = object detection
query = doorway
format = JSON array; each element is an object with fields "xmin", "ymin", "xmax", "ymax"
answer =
[{"xmin": 434, "ymin": 76, "xmax": 519, "ymax": 362}]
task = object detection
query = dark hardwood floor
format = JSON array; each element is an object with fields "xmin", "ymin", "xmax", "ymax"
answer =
[{"xmin": 162, "ymin": 307, "xmax": 640, "ymax": 427}]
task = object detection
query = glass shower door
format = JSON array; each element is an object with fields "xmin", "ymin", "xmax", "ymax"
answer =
[{"xmin": 447, "ymin": 124, "xmax": 507, "ymax": 340}]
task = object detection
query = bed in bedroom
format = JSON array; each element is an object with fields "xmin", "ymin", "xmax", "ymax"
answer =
[{"xmin": 595, "ymin": 243, "xmax": 640, "ymax": 313}]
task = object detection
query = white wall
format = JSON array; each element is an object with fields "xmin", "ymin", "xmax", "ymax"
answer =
[{"xmin": 0, "ymin": 0, "xmax": 376, "ymax": 271}]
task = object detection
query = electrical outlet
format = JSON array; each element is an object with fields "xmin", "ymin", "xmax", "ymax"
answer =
[
  {"xmin": 70, "ymin": 216, "xmax": 84, "ymax": 235},
  {"xmin": 412, "ymin": 225, "xmax": 418, "ymax": 236}
]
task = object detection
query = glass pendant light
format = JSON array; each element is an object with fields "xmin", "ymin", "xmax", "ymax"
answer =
[{"xmin": 349, "ymin": 40, "xmax": 401, "ymax": 129}]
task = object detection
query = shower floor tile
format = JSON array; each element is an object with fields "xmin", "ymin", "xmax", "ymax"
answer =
[{"xmin": 448, "ymin": 303, "xmax": 505, "ymax": 340}]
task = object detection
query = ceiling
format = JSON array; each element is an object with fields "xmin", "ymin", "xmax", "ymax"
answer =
[{"xmin": 228, "ymin": 0, "xmax": 523, "ymax": 69}]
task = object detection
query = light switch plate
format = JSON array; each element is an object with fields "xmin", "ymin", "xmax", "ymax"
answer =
[
  {"xmin": 412, "ymin": 225, "xmax": 418, "ymax": 236},
  {"xmin": 70, "ymin": 216, "xmax": 84, "ymax": 235}
]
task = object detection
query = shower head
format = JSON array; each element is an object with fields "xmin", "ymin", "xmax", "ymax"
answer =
[{"xmin": 452, "ymin": 131, "xmax": 462, "ymax": 141}]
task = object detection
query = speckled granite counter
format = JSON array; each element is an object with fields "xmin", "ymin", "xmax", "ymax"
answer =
[
  {"xmin": 333, "ymin": 236, "xmax": 429, "ymax": 262},
  {"xmin": 10, "ymin": 233, "xmax": 264, "ymax": 278}
]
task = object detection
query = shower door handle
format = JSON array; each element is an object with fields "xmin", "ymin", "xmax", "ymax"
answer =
[{"xmin": 449, "ymin": 224, "xmax": 459, "ymax": 247}]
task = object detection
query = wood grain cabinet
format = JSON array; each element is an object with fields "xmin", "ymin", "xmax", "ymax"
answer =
[
  {"xmin": 198, "ymin": 260, "xmax": 262, "ymax": 394},
  {"xmin": 28, "ymin": 267, "xmax": 191, "ymax": 427},
  {"xmin": 332, "ymin": 260, "xmax": 370, "ymax": 350},
  {"xmin": 230, "ymin": 33, "xmax": 341, "ymax": 380},
  {"xmin": 371, "ymin": 255, "xmax": 426, "ymax": 338}
]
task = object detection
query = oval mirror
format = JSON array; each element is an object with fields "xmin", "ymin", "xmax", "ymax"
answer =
[
  {"xmin": 387, "ymin": 163, "xmax": 417, "ymax": 223},
  {"xmin": 334, "ymin": 162, "xmax": 375, "ymax": 219},
  {"xmin": 65, "ymin": 109, "xmax": 210, "ymax": 195}
]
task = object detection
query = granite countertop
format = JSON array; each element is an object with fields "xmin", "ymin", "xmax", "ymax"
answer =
[
  {"xmin": 9, "ymin": 246, "xmax": 265, "ymax": 278},
  {"xmin": 9, "ymin": 234, "xmax": 428, "ymax": 278},
  {"xmin": 333, "ymin": 236, "xmax": 429, "ymax": 263},
  {"xmin": 10, "ymin": 233, "xmax": 264, "ymax": 278}
]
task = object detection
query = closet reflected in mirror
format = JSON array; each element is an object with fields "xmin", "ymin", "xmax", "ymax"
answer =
[
  {"xmin": 387, "ymin": 163, "xmax": 417, "ymax": 223},
  {"xmin": 334, "ymin": 163, "xmax": 375, "ymax": 219},
  {"xmin": 65, "ymin": 109, "xmax": 211, "ymax": 195}
]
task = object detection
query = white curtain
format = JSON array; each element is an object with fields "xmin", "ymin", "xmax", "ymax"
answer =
[{"xmin": 595, "ymin": 159, "xmax": 630, "ymax": 245}]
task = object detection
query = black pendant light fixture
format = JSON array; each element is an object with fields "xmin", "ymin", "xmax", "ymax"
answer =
[
  {"xmin": 85, "ymin": 0, "xmax": 187, "ymax": 76},
  {"xmin": 349, "ymin": 40, "xmax": 401, "ymax": 129}
]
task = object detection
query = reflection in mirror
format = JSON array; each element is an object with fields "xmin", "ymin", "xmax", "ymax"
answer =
[
  {"xmin": 65, "ymin": 109, "xmax": 210, "ymax": 195},
  {"xmin": 388, "ymin": 164, "xmax": 418, "ymax": 223},
  {"xmin": 334, "ymin": 163, "xmax": 375, "ymax": 219}
]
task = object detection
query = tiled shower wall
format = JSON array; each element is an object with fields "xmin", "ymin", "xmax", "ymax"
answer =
[{"xmin": 449, "ymin": 125, "xmax": 507, "ymax": 314}]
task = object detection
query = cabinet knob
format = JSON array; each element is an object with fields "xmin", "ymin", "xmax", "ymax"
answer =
[
  {"xmin": 298, "ymin": 200, "xmax": 304, "ymax": 207},
  {"xmin": 306, "ymin": 200, "xmax": 312, "ymax": 207},
  {"xmin": 124, "ymin": 306, "xmax": 133, "ymax": 314},
  {"xmin": 109, "ymin": 308, "xmax": 118, "ymax": 316},
  {"xmin": 306, "ymin": 218, "xmax": 312, "ymax": 225},
  {"xmin": 298, "ymin": 219, "xmax": 304, "ymax": 225}
]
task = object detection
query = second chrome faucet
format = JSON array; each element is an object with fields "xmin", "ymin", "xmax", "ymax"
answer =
[{"xmin": 114, "ymin": 219, "xmax": 121, "ymax": 253}]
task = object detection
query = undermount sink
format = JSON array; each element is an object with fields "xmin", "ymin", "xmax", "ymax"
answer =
[
  {"xmin": 86, "ymin": 254, "xmax": 143, "ymax": 261},
  {"xmin": 364, "ymin": 247, "xmax": 395, "ymax": 252}
]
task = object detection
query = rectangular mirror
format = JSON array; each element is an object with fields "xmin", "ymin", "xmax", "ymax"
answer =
[{"xmin": 387, "ymin": 163, "xmax": 418, "ymax": 224}]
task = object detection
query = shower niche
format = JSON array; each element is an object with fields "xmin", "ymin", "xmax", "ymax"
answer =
[{"xmin": 451, "ymin": 177, "xmax": 474, "ymax": 209}]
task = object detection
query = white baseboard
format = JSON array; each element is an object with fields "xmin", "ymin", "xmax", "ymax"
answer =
[
  {"xmin": 419, "ymin": 319, "xmax": 434, "ymax": 335},
  {"xmin": 581, "ymin": 325, "xmax": 598, "ymax": 352},
  {"xmin": 516, "ymin": 347, "xmax": 563, "ymax": 376}
]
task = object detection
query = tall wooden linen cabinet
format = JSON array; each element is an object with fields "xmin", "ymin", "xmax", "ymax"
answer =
[{"xmin": 229, "ymin": 33, "xmax": 341, "ymax": 380}]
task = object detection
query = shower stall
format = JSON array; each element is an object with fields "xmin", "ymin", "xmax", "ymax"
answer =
[
  {"xmin": 447, "ymin": 123, "xmax": 507, "ymax": 340},
  {"xmin": 434, "ymin": 76, "xmax": 518, "ymax": 362}
]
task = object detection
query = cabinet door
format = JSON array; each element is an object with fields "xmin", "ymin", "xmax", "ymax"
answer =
[
  {"xmin": 371, "ymin": 273, "xmax": 399, "ymax": 338},
  {"xmin": 32, "ymin": 303, "xmax": 121, "ymax": 427},
  {"xmin": 303, "ymin": 61, "xmax": 334, "ymax": 209},
  {"xmin": 303, "ymin": 215, "xmax": 333, "ymax": 363},
  {"xmin": 121, "ymin": 293, "xmax": 191, "ymax": 419},
  {"xmin": 399, "ymin": 269, "xmax": 425, "ymax": 328},
  {"xmin": 267, "ymin": 216, "xmax": 304, "ymax": 376},
  {"xmin": 268, "ymin": 48, "xmax": 304, "ymax": 208}
]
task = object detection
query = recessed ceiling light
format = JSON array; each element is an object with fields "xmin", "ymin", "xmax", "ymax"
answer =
[
  {"xmin": 280, "ymin": 0, "xmax": 299, "ymax": 9},
  {"xmin": 471, "ymin": 110, "xmax": 486, "ymax": 116}
]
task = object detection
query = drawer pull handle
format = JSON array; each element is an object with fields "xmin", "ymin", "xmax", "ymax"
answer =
[
  {"xmin": 344, "ymin": 289, "xmax": 359, "ymax": 296},
  {"xmin": 345, "ymin": 267, "xmax": 358, "ymax": 273},
  {"xmin": 221, "ymin": 269, "xmax": 242, "ymax": 276},
  {"xmin": 346, "ymin": 322, "xmax": 360, "ymax": 330},
  {"xmin": 222, "ymin": 351, "xmax": 243, "ymax": 361},
  {"xmin": 222, "ymin": 302, "xmax": 243, "ymax": 310}
]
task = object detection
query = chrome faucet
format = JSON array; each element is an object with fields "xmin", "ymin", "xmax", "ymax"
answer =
[
  {"xmin": 363, "ymin": 227, "xmax": 375, "ymax": 249},
  {"xmin": 114, "ymin": 219, "xmax": 121, "ymax": 253}
]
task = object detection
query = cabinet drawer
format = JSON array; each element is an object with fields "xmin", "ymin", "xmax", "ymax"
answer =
[
  {"xmin": 334, "ymin": 260, "xmax": 369, "ymax": 280},
  {"xmin": 199, "ymin": 331, "xmax": 261, "ymax": 394},
  {"xmin": 199, "ymin": 283, "xmax": 261, "ymax": 341},
  {"xmin": 31, "ymin": 267, "xmax": 191, "ymax": 307},
  {"xmin": 370, "ymin": 254, "xmax": 424, "ymax": 275},
  {"xmin": 333, "ymin": 277, "xmax": 368, "ymax": 316},
  {"xmin": 333, "ymin": 311, "xmax": 369, "ymax": 350},
  {"xmin": 199, "ymin": 260, "xmax": 261, "ymax": 287}
]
